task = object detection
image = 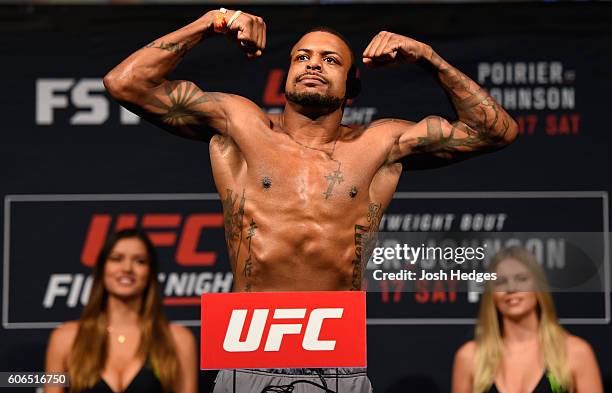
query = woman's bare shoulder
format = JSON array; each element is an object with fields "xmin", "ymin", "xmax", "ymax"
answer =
[
  {"xmin": 50, "ymin": 321, "xmax": 80, "ymax": 344},
  {"xmin": 169, "ymin": 323, "xmax": 196, "ymax": 348},
  {"xmin": 455, "ymin": 340, "xmax": 477, "ymax": 362},
  {"xmin": 566, "ymin": 334, "xmax": 596, "ymax": 362},
  {"xmin": 46, "ymin": 320, "xmax": 80, "ymax": 365}
]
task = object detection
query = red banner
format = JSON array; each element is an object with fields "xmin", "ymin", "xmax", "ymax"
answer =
[{"xmin": 200, "ymin": 291, "xmax": 367, "ymax": 369}]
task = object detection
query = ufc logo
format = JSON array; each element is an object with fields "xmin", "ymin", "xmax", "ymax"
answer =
[
  {"xmin": 201, "ymin": 291, "xmax": 365, "ymax": 368},
  {"xmin": 36, "ymin": 78, "xmax": 139, "ymax": 125},
  {"xmin": 81, "ymin": 213, "xmax": 223, "ymax": 267},
  {"xmin": 223, "ymin": 308, "xmax": 343, "ymax": 352}
]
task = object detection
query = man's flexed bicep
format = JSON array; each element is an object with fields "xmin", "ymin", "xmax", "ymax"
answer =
[
  {"xmin": 117, "ymin": 80, "xmax": 230, "ymax": 140},
  {"xmin": 385, "ymin": 115, "xmax": 511, "ymax": 169},
  {"xmin": 407, "ymin": 115, "xmax": 509, "ymax": 156},
  {"xmin": 103, "ymin": 8, "xmax": 266, "ymax": 140},
  {"xmin": 363, "ymin": 31, "xmax": 519, "ymax": 169}
]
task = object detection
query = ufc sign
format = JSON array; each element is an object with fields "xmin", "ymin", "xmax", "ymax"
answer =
[
  {"xmin": 200, "ymin": 291, "xmax": 366, "ymax": 369},
  {"xmin": 81, "ymin": 213, "xmax": 224, "ymax": 267},
  {"xmin": 223, "ymin": 308, "xmax": 343, "ymax": 352},
  {"xmin": 36, "ymin": 78, "xmax": 140, "ymax": 125}
]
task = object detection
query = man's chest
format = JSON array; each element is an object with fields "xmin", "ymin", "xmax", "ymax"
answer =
[
  {"xmin": 247, "ymin": 149, "xmax": 379, "ymax": 202},
  {"xmin": 210, "ymin": 128, "xmax": 396, "ymax": 203}
]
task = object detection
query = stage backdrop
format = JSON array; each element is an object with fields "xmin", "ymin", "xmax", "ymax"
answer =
[{"xmin": 1, "ymin": 4, "xmax": 611, "ymax": 392}]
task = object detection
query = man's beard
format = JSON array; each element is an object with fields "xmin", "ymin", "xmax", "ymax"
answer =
[{"xmin": 285, "ymin": 91, "xmax": 344, "ymax": 111}]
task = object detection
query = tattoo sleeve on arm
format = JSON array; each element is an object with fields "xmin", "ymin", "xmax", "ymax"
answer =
[
  {"xmin": 424, "ymin": 50, "xmax": 517, "ymax": 150},
  {"xmin": 413, "ymin": 115, "xmax": 509, "ymax": 158}
]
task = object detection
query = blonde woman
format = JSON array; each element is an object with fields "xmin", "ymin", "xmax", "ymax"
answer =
[
  {"xmin": 44, "ymin": 229, "xmax": 197, "ymax": 393},
  {"xmin": 452, "ymin": 246, "xmax": 603, "ymax": 393}
]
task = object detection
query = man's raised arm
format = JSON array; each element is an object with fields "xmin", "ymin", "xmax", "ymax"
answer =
[
  {"xmin": 362, "ymin": 32, "xmax": 518, "ymax": 167},
  {"xmin": 103, "ymin": 9, "xmax": 266, "ymax": 140}
]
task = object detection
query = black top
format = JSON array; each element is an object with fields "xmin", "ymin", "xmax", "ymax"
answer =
[
  {"xmin": 80, "ymin": 364, "xmax": 165, "ymax": 393},
  {"xmin": 487, "ymin": 372, "xmax": 566, "ymax": 393}
]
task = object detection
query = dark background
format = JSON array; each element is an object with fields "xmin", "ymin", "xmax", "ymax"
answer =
[{"xmin": 1, "ymin": 3, "xmax": 610, "ymax": 392}]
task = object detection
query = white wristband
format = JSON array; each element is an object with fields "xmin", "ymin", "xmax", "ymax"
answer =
[{"xmin": 227, "ymin": 10, "xmax": 242, "ymax": 29}]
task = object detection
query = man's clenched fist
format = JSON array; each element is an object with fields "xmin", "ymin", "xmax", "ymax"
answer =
[
  {"xmin": 362, "ymin": 31, "xmax": 431, "ymax": 68},
  {"xmin": 208, "ymin": 9, "xmax": 266, "ymax": 58}
]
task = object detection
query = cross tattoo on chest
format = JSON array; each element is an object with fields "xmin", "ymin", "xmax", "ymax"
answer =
[{"xmin": 323, "ymin": 162, "xmax": 344, "ymax": 199}]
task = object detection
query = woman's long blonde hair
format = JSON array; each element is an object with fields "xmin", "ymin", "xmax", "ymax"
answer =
[
  {"xmin": 68, "ymin": 229, "xmax": 178, "ymax": 393},
  {"xmin": 473, "ymin": 246, "xmax": 571, "ymax": 393}
]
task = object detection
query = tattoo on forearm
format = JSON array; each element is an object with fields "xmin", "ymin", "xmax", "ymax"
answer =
[
  {"xmin": 351, "ymin": 203, "xmax": 382, "ymax": 290},
  {"xmin": 149, "ymin": 81, "xmax": 221, "ymax": 131},
  {"xmin": 144, "ymin": 40, "xmax": 190, "ymax": 56}
]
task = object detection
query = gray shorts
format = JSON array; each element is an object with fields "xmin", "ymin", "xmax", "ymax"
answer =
[{"xmin": 212, "ymin": 368, "xmax": 373, "ymax": 393}]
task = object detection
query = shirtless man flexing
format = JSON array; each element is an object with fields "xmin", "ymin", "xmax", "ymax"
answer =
[{"xmin": 104, "ymin": 8, "xmax": 518, "ymax": 392}]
